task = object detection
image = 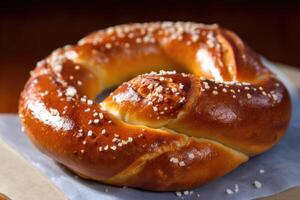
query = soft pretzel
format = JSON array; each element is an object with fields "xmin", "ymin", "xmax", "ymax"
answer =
[{"xmin": 19, "ymin": 22, "xmax": 291, "ymax": 191}]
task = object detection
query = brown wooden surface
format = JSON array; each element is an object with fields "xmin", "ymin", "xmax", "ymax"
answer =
[{"xmin": 0, "ymin": 139, "xmax": 67, "ymax": 200}]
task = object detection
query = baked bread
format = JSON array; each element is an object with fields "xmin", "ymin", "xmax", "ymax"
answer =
[{"xmin": 18, "ymin": 22, "xmax": 291, "ymax": 191}]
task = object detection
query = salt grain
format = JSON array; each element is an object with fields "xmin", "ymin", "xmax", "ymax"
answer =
[
  {"xmin": 225, "ymin": 188, "xmax": 234, "ymax": 195},
  {"xmin": 253, "ymin": 180, "xmax": 262, "ymax": 189}
]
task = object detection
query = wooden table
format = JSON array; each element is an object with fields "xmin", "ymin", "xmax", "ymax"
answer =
[{"xmin": 0, "ymin": 63, "xmax": 299, "ymax": 200}]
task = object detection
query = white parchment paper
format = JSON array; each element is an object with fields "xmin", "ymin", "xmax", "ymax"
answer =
[{"xmin": 0, "ymin": 59, "xmax": 299, "ymax": 200}]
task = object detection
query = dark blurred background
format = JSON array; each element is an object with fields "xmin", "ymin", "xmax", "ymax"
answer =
[{"xmin": 1, "ymin": 0, "xmax": 300, "ymax": 112}]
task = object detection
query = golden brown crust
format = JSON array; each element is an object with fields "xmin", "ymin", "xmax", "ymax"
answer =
[
  {"xmin": 103, "ymin": 73, "xmax": 191, "ymax": 127},
  {"xmin": 18, "ymin": 22, "xmax": 291, "ymax": 191}
]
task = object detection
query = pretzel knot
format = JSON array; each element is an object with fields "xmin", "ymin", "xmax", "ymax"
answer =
[{"xmin": 19, "ymin": 22, "xmax": 291, "ymax": 191}]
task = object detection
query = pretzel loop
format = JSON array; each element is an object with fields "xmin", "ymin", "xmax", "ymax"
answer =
[{"xmin": 19, "ymin": 22, "xmax": 291, "ymax": 191}]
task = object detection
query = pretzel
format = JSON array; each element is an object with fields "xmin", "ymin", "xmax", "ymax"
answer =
[{"xmin": 19, "ymin": 22, "xmax": 291, "ymax": 191}]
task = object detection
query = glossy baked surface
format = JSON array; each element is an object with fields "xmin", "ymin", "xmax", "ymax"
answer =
[{"xmin": 19, "ymin": 22, "xmax": 291, "ymax": 191}]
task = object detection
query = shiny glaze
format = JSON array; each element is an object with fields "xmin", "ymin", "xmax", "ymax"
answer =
[{"xmin": 19, "ymin": 22, "xmax": 291, "ymax": 191}]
